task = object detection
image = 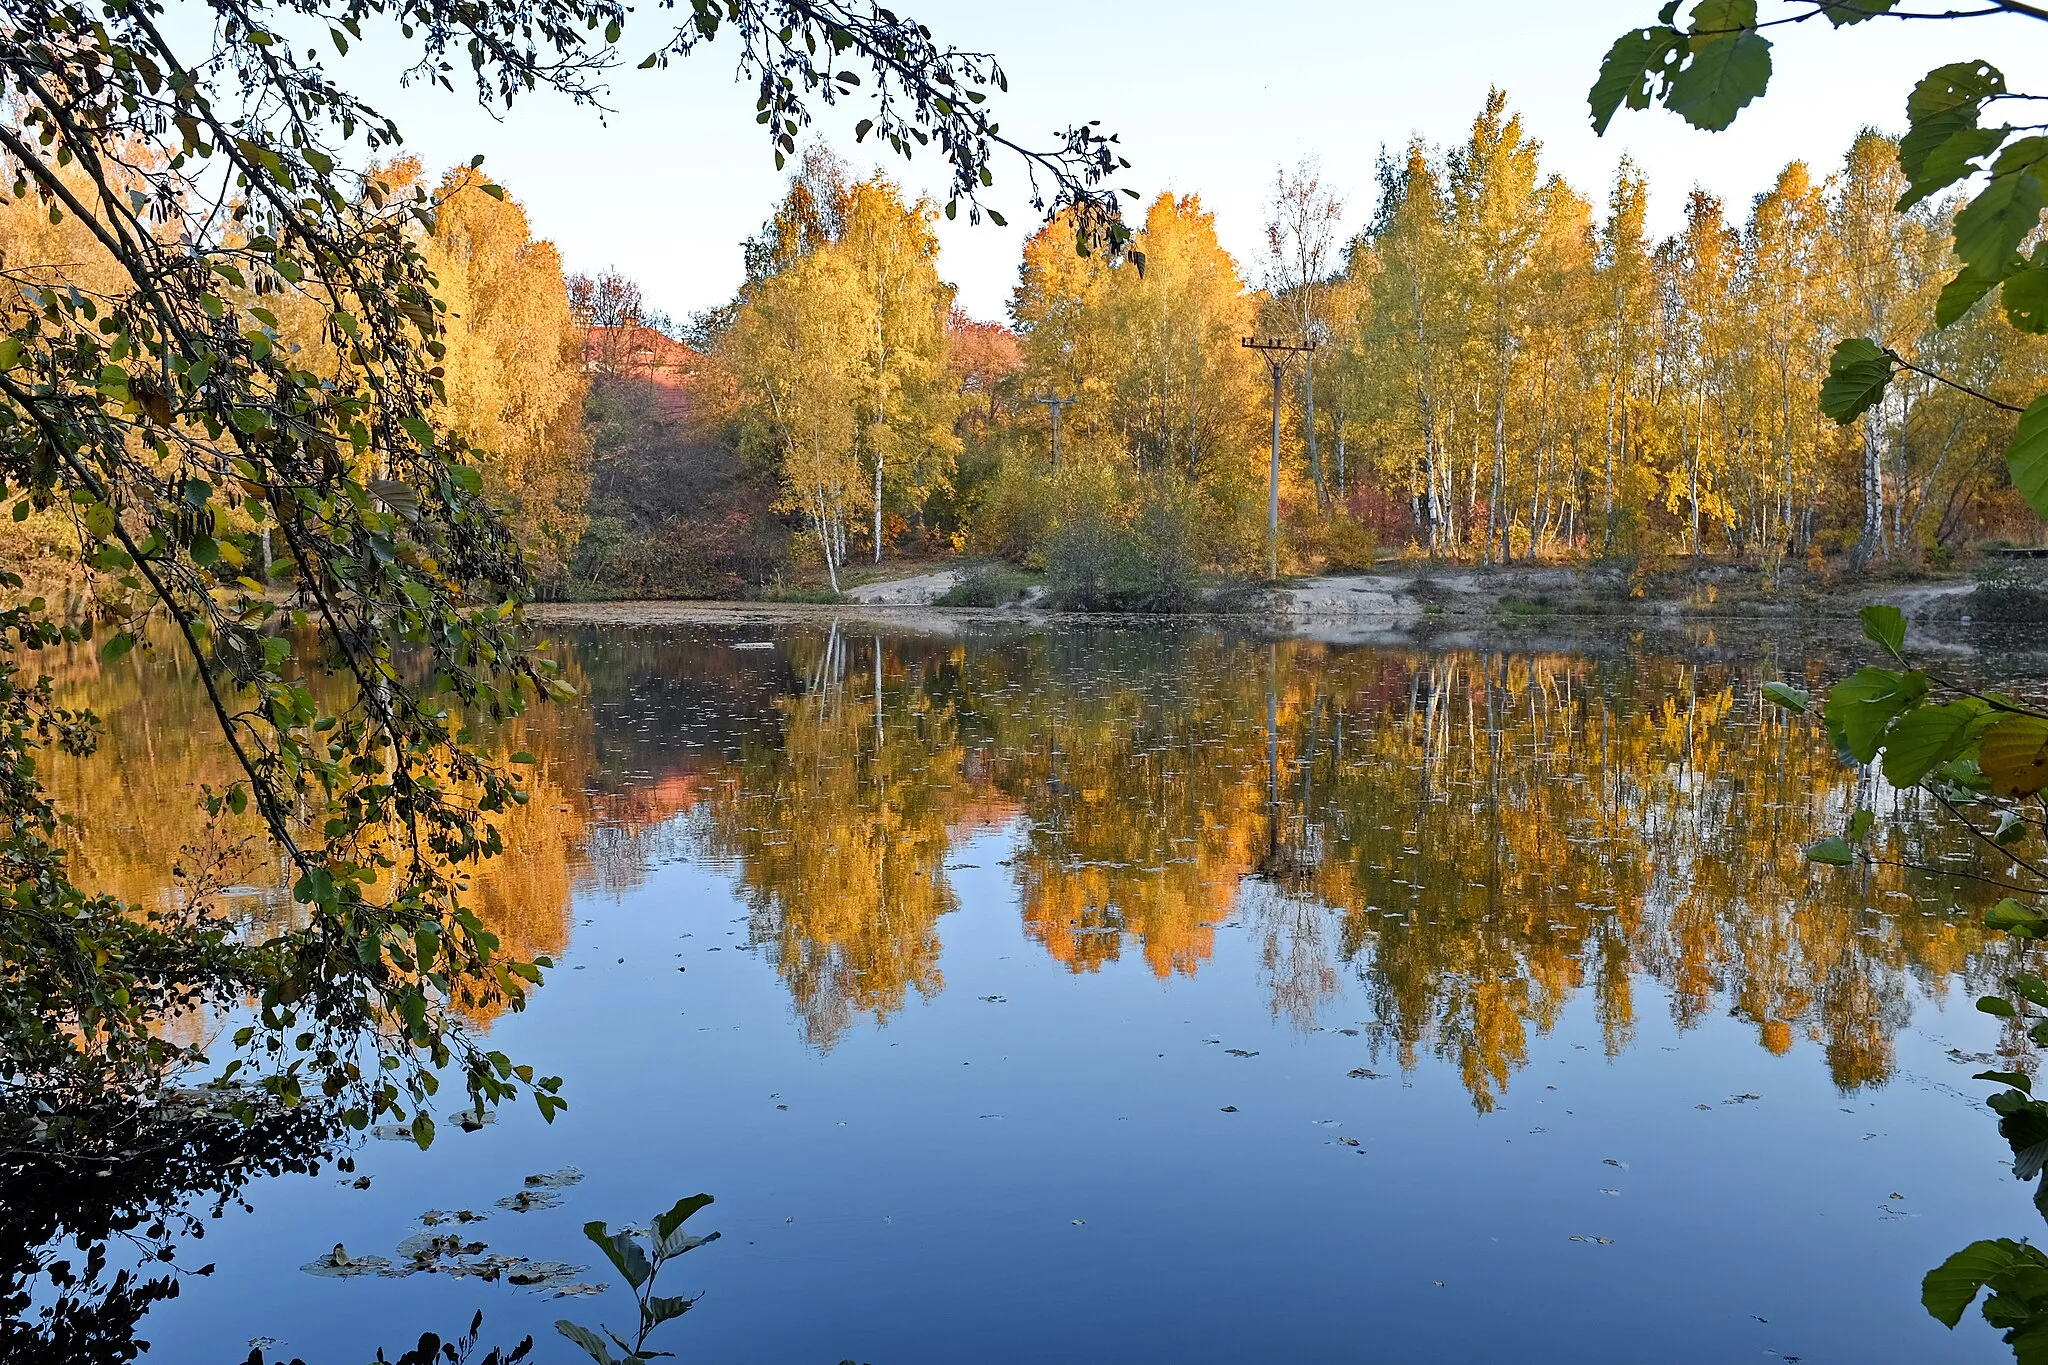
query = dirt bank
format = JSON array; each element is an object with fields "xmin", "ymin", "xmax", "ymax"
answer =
[{"xmin": 531, "ymin": 563, "xmax": 2000, "ymax": 649}]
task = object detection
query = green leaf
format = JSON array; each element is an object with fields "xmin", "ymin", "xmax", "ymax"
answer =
[
  {"xmin": 1823, "ymin": 667, "xmax": 1928, "ymax": 764},
  {"xmin": 1665, "ymin": 30, "xmax": 1772, "ymax": 133},
  {"xmin": 98, "ymin": 631, "xmax": 135, "ymax": 664},
  {"xmin": 1761, "ymin": 681, "xmax": 1809, "ymax": 713},
  {"xmin": 2004, "ymin": 267, "xmax": 2048, "ymax": 334},
  {"xmin": 2018, "ymin": 972, "xmax": 2048, "ymax": 1009},
  {"xmin": 1980, "ymin": 995, "xmax": 2020, "ymax": 1018},
  {"xmin": 1589, "ymin": 27, "xmax": 1686, "ymax": 134},
  {"xmin": 583, "ymin": 1221, "xmax": 651, "ymax": 1289},
  {"xmin": 1821, "ymin": 0, "xmax": 1899, "ymax": 23},
  {"xmin": 1978, "ymin": 1070, "xmax": 2036, "ymax": 1093},
  {"xmin": 1686, "ymin": 0, "xmax": 1757, "ymax": 33},
  {"xmin": 1805, "ymin": 836, "xmax": 1856, "ymax": 866},
  {"xmin": 652, "ymin": 1193, "xmax": 714, "ymax": 1244},
  {"xmin": 410, "ymin": 1112, "xmax": 435, "ymax": 1150},
  {"xmin": 1901, "ymin": 123, "xmax": 2009, "ymax": 213},
  {"xmin": 1954, "ymin": 144, "xmax": 2048, "ymax": 275},
  {"xmin": 1849, "ymin": 808, "xmax": 1875, "ymax": 843},
  {"xmin": 1982, "ymin": 713, "xmax": 2048, "ymax": 798},
  {"xmin": 1818, "ymin": 339, "xmax": 1894, "ymax": 424},
  {"xmin": 1859, "ymin": 603, "xmax": 1906, "ymax": 659},
  {"xmin": 554, "ymin": 1320, "xmax": 617, "ymax": 1365},
  {"xmin": 1908, "ymin": 60, "xmax": 2006, "ymax": 123},
  {"xmin": 1896, "ymin": 62, "xmax": 2009, "ymax": 210},
  {"xmin": 1938, "ymin": 261, "xmax": 2009, "ymax": 327},
  {"xmin": 1883, "ymin": 700, "xmax": 1985, "ymax": 787},
  {"xmin": 2008, "ymin": 395, "xmax": 2048, "ymax": 519},
  {"xmin": 1925, "ymin": 1239, "xmax": 2038, "ymax": 1328},
  {"xmin": 644, "ymin": 1293, "xmax": 696, "ymax": 1328}
]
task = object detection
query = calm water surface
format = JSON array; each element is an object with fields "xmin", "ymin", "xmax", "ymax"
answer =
[{"xmin": 57, "ymin": 622, "xmax": 2040, "ymax": 1362}]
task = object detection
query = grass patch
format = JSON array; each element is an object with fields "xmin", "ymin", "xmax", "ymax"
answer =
[{"xmin": 1496, "ymin": 594, "xmax": 1559, "ymax": 624}]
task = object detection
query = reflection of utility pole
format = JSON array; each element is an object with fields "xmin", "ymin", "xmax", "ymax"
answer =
[
  {"xmin": 1027, "ymin": 392, "xmax": 1076, "ymax": 470},
  {"xmin": 1242, "ymin": 337, "xmax": 1317, "ymax": 579}
]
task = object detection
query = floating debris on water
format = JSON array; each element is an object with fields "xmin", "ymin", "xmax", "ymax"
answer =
[
  {"xmin": 419, "ymin": 1209, "xmax": 488, "ymax": 1226},
  {"xmin": 301, "ymin": 1245, "xmax": 399, "ymax": 1278},
  {"xmin": 496, "ymin": 1188, "xmax": 564, "ymax": 1212}
]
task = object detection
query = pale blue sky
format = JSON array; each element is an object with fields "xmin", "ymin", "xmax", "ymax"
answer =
[{"xmin": 325, "ymin": 1, "xmax": 2048, "ymax": 321}]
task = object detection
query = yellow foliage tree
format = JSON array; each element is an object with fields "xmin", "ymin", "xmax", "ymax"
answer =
[{"xmin": 424, "ymin": 166, "xmax": 592, "ymax": 579}]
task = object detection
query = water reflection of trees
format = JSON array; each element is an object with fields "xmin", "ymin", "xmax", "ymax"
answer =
[
  {"xmin": 668, "ymin": 628, "xmax": 1994, "ymax": 1106},
  {"xmin": 60, "ymin": 625, "xmax": 2001, "ymax": 1106}
]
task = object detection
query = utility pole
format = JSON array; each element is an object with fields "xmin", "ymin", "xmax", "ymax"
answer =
[
  {"xmin": 1242, "ymin": 336, "xmax": 1317, "ymax": 580},
  {"xmin": 1027, "ymin": 392, "xmax": 1076, "ymax": 470}
]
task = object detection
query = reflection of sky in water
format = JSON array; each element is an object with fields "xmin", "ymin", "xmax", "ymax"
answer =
[{"xmin": 94, "ymin": 625, "xmax": 2028, "ymax": 1361}]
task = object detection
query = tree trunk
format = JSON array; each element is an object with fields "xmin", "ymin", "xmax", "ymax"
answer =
[{"xmin": 1305, "ymin": 361, "xmax": 1325, "ymax": 510}]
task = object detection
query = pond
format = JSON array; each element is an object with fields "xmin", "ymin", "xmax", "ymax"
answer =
[{"xmin": 27, "ymin": 620, "xmax": 2039, "ymax": 1362}]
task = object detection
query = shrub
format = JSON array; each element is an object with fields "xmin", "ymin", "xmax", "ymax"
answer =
[
  {"xmin": 966, "ymin": 457, "xmax": 1058, "ymax": 563},
  {"xmin": 1044, "ymin": 495, "xmax": 1202, "ymax": 613},
  {"xmin": 1286, "ymin": 504, "xmax": 1379, "ymax": 574},
  {"xmin": 936, "ymin": 563, "xmax": 1035, "ymax": 607}
]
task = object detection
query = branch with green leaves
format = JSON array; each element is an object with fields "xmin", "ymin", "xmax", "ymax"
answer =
[
  {"xmin": 0, "ymin": 0, "xmax": 1119, "ymax": 1145},
  {"xmin": 557, "ymin": 1195, "xmax": 720, "ymax": 1365},
  {"xmin": 1769, "ymin": 604, "xmax": 2048, "ymax": 1352}
]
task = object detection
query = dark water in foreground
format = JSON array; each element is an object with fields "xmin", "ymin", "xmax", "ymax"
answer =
[{"xmin": 44, "ymin": 622, "xmax": 2044, "ymax": 1362}]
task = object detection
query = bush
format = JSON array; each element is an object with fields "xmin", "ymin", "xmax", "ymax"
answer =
[
  {"xmin": 1285, "ymin": 504, "xmax": 1379, "ymax": 574},
  {"xmin": 1044, "ymin": 495, "xmax": 1201, "ymax": 613},
  {"xmin": 936, "ymin": 563, "xmax": 1035, "ymax": 607},
  {"xmin": 965, "ymin": 457, "xmax": 1058, "ymax": 563}
]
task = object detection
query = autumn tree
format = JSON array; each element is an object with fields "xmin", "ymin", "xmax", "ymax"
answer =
[
  {"xmin": 728, "ymin": 245, "xmax": 875, "ymax": 589},
  {"xmin": 837, "ymin": 175, "xmax": 962, "ymax": 558},
  {"xmin": 426, "ymin": 166, "xmax": 592, "ymax": 578}
]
